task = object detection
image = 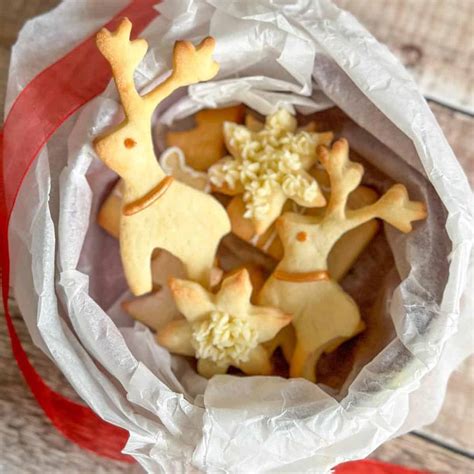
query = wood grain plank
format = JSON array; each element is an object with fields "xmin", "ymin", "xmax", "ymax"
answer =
[
  {"xmin": 418, "ymin": 356, "xmax": 474, "ymax": 453},
  {"xmin": 0, "ymin": 0, "xmax": 60, "ymax": 121},
  {"xmin": 0, "ymin": 307, "xmax": 133, "ymax": 474},
  {"xmin": 334, "ymin": 0, "xmax": 474, "ymax": 113},
  {"xmin": 396, "ymin": 100, "xmax": 473, "ymax": 454},
  {"xmin": 370, "ymin": 433, "xmax": 473, "ymax": 473},
  {"xmin": 1, "ymin": 42, "xmax": 12, "ymax": 121},
  {"xmin": 0, "ymin": 0, "xmax": 60, "ymax": 48},
  {"xmin": 401, "ymin": 97, "xmax": 474, "ymax": 455},
  {"xmin": 429, "ymin": 101, "xmax": 474, "ymax": 182}
]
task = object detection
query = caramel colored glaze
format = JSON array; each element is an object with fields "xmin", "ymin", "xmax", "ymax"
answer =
[
  {"xmin": 274, "ymin": 269, "xmax": 330, "ymax": 283},
  {"xmin": 123, "ymin": 176, "xmax": 174, "ymax": 216}
]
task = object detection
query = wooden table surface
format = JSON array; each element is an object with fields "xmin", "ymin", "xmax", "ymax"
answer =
[{"xmin": 1, "ymin": 1, "xmax": 473, "ymax": 473}]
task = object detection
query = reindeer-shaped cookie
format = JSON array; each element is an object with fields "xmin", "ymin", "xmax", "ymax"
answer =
[
  {"xmin": 258, "ymin": 138, "xmax": 427, "ymax": 381},
  {"xmin": 93, "ymin": 19, "xmax": 230, "ymax": 295}
]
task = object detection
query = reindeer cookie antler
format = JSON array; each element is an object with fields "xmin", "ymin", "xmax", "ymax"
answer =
[
  {"xmin": 94, "ymin": 19, "xmax": 230, "ymax": 295},
  {"xmin": 259, "ymin": 138, "xmax": 427, "ymax": 381},
  {"xmin": 316, "ymin": 139, "xmax": 427, "ymax": 237},
  {"xmin": 96, "ymin": 19, "xmax": 219, "ymax": 120}
]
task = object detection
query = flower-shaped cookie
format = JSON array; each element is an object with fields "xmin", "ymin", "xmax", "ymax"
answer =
[
  {"xmin": 208, "ymin": 109, "xmax": 333, "ymax": 234},
  {"xmin": 156, "ymin": 268, "xmax": 292, "ymax": 377}
]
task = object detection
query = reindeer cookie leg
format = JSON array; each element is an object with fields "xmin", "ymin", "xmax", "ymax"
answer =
[
  {"xmin": 292, "ymin": 318, "xmax": 366, "ymax": 382},
  {"xmin": 290, "ymin": 342, "xmax": 325, "ymax": 382},
  {"xmin": 189, "ymin": 229, "xmax": 228, "ymax": 286},
  {"xmin": 120, "ymin": 241, "xmax": 154, "ymax": 295},
  {"xmin": 289, "ymin": 283, "xmax": 362, "ymax": 380}
]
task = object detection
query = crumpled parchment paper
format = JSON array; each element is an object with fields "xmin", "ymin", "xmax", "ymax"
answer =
[{"xmin": 6, "ymin": 0, "xmax": 473, "ymax": 472}]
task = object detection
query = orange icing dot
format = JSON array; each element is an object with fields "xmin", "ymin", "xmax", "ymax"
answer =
[
  {"xmin": 296, "ymin": 231, "xmax": 307, "ymax": 242},
  {"xmin": 124, "ymin": 138, "xmax": 136, "ymax": 148}
]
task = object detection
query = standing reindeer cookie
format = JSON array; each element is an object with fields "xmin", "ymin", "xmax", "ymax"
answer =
[
  {"xmin": 258, "ymin": 138, "xmax": 427, "ymax": 382},
  {"xmin": 93, "ymin": 19, "xmax": 230, "ymax": 295}
]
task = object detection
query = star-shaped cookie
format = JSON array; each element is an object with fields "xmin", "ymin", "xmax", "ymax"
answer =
[
  {"xmin": 208, "ymin": 108, "xmax": 333, "ymax": 235},
  {"xmin": 156, "ymin": 268, "xmax": 292, "ymax": 377}
]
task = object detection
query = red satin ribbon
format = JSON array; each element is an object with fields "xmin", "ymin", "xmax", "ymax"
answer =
[
  {"xmin": 0, "ymin": 1, "xmax": 430, "ymax": 471},
  {"xmin": 336, "ymin": 459, "xmax": 429, "ymax": 473},
  {"xmin": 0, "ymin": 0, "xmax": 158, "ymax": 462}
]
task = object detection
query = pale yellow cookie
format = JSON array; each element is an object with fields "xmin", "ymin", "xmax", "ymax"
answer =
[
  {"xmin": 208, "ymin": 109, "xmax": 333, "ymax": 235},
  {"xmin": 305, "ymin": 171, "xmax": 381, "ymax": 281},
  {"xmin": 156, "ymin": 268, "xmax": 292, "ymax": 377},
  {"xmin": 97, "ymin": 148, "xmax": 210, "ymax": 238},
  {"xmin": 93, "ymin": 19, "xmax": 230, "ymax": 295},
  {"xmin": 166, "ymin": 105, "xmax": 245, "ymax": 171},
  {"xmin": 97, "ymin": 180, "xmax": 123, "ymax": 238},
  {"xmin": 223, "ymin": 263, "xmax": 266, "ymax": 303},
  {"xmin": 122, "ymin": 252, "xmax": 224, "ymax": 331},
  {"xmin": 258, "ymin": 138, "xmax": 427, "ymax": 382},
  {"xmin": 299, "ymin": 121, "xmax": 317, "ymax": 132},
  {"xmin": 263, "ymin": 324, "xmax": 296, "ymax": 364},
  {"xmin": 227, "ymin": 184, "xmax": 380, "ymax": 280}
]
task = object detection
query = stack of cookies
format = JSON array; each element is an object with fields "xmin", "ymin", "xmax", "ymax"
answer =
[{"xmin": 93, "ymin": 19, "xmax": 427, "ymax": 383}]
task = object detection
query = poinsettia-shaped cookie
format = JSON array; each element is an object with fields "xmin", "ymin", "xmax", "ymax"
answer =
[
  {"xmin": 208, "ymin": 109, "xmax": 332, "ymax": 235},
  {"xmin": 156, "ymin": 269, "xmax": 292, "ymax": 377}
]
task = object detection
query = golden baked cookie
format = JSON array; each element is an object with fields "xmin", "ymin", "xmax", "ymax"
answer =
[
  {"xmin": 93, "ymin": 19, "xmax": 230, "ymax": 295},
  {"xmin": 259, "ymin": 138, "xmax": 427, "ymax": 381},
  {"xmin": 156, "ymin": 269, "xmax": 292, "ymax": 377}
]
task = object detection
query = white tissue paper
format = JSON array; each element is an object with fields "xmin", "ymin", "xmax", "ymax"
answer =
[{"xmin": 6, "ymin": 0, "xmax": 473, "ymax": 472}]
